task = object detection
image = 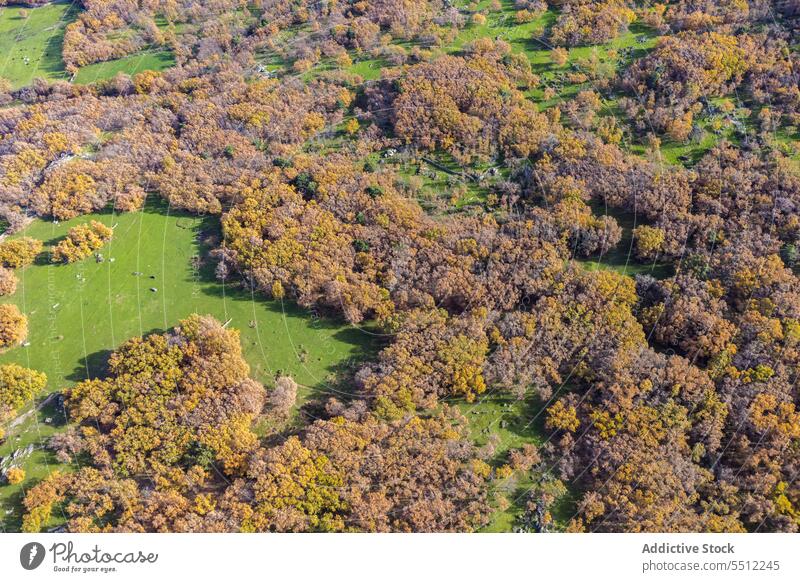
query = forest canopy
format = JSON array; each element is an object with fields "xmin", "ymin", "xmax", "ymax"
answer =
[{"xmin": 1, "ymin": 0, "xmax": 799, "ymax": 534}]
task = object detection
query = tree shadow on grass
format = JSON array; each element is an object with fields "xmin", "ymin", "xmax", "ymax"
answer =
[
  {"xmin": 1, "ymin": 483, "xmax": 28, "ymax": 533},
  {"xmin": 38, "ymin": 19, "xmax": 70, "ymax": 78},
  {"xmin": 35, "ymin": 397, "xmax": 67, "ymax": 429},
  {"xmin": 65, "ymin": 348, "xmax": 113, "ymax": 383}
]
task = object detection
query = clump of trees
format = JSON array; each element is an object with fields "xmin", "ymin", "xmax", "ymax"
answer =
[
  {"xmin": 51, "ymin": 220, "xmax": 113, "ymax": 264},
  {"xmin": 64, "ymin": 314, "xmax": 265, "ymax": 478},
  {"xmin": 22, "ymin": 316, "xmax": 490, "ymax": 532},
  {"xmin": 31, "ymin": 160, "xmax": 105, "ymax": 220},
  {"xmin": 621, "ymin": 32, "xmax": 752, "ymax": 138},
  {"xmin": 391, "ymin": 53, "xmax": 548, "ymax": 164}
]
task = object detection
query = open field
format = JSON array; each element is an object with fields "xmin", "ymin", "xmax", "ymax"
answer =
[{"xmin": 0, "ymin": 1, "xmax": 77, "ymax": 88}]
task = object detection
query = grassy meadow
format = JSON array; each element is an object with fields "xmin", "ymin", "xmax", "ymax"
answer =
[
  {"xmin": 73, "ymin": 50, "xmax": 176, "ymax": 84},
  {"xmin": 0, "ymin": 1, "xmax": 77, "ymax": 88}
]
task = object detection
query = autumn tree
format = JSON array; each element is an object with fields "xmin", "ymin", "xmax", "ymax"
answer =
[
  {"xmin": 0, "ymin": 268, "xmax": 18, "ymax": 295},
  {"xmin": 633, "ymin": 225, "xmax": 665, "ymax": 260},
  {"xmin": 0, "ymin": 237, "xmax": 42, "ymax": 269},
  {"xmin": 0, "ymin": 363, "xmax": 46, "ymax": 422},
  {"xmin": 269, "ymin": 375, "xmax": 298, "ymax": 420},
  {"xmin": 0, "ymin": 304, "xmax": 28, "ymax": 349}
]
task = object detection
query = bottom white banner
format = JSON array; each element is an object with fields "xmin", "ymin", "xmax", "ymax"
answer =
[{"xmin": 0, "ymin": 533, "xmax": 797, "ymax": 582}]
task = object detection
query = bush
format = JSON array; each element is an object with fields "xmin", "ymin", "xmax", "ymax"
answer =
[
  {"xmin": 471, "ymin": 13, "xmax": 487, "ymax": 26},
  {"xmin": 6, "ymin": 467, "xmax": 25, "ymax": 485},
  {"xmin": 515, "ymin": 9, "xmax": 536, "ymax": 24},
  {"xmin": 550, "ymin": 47, "xmax": 569, "ymax": 67}
]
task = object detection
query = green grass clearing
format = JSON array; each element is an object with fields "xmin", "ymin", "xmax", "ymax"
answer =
[
  {"xmin": 577, "ymin": 199, "xmax": 673, "ymax": 279},
  {"xmin": 0, "ymin": 1, "xmax": 78, "ymax": 88},
  {"xmin": 72, "ymin": 50, "xmax": 175, "ymax": 84},
  {"xmin": 447, "ymin": 391, "xmax": 575, "ymax": 532}
]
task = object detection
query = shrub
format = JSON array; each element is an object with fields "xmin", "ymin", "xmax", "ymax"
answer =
[
  {"xmin": 550, "ymin": 47, "xmax": 569, "ymax": 67},
  {"xmin": 6, "ymin": 467, "xmax": 25, "ymax": 485}
]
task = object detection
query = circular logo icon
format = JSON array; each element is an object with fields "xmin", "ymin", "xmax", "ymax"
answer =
[{"xmin": 20, "ymin": 542, "xmax": 46, "ymax": 570}]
